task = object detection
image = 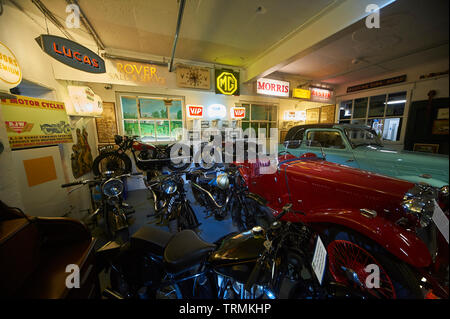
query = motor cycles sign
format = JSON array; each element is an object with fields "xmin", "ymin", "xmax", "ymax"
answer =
[
  {"xmin": 35, "ymin": 34, "xmax": 106, "ymax": 74},
  {"xmin": 0, "ymin": 95, "xmax": 73, "ymax": 149}
]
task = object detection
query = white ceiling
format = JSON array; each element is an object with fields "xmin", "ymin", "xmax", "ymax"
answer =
[{"xmin": 277, "ymin": 0, "xmax": 449, "ymax": 84}]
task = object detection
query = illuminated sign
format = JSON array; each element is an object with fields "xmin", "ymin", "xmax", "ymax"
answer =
[
  {"xmin": 310, "ymin": 87, "xmax": 332, "ymax": 101},
  {"xmin": 283, "ymin": 110, "xmax": 306, "ymax": 121},
  {"xmin": 35, "ymin": 34, "xmax": 106, "ymax": 73},
  {"xmin": 215, "ymin": 69, "xmax": 239, "ymax": 96},
  {"xmin": 256, "ymin": 78, "xmax": 289, "ymax": 97},
  {"xmin": 186, "ymin": 105, "xmax": 204, "ymax": 118},
  {"xmin": 0, "ymin": 41, "xmax": 22, "ymax": 92},
  {"xmin": 292, "ymin": 88, "xmax": 311, "ymax": 99},
  {"xmin": 207, "ymin": 104, "xmax": 227, "ymax": 119},
  {"xmin": 67, "ymin": 85, "xmax": 103, "ymax": 116},
  {"xmin": 231, "ymin": 107, "xmax": 246, "ymax": 119}
]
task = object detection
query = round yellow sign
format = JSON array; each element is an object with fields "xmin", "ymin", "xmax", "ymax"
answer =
[{"xmin": 0, "ymin": 41, "xmax": 22, "ymax": 87}]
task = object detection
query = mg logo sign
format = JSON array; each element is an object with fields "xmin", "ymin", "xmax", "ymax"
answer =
[
  {"xmin": 186, "ymin": 105, "xmax": 204, "ymax": 118},
  {"xmin": 231, "ymin": 107, "xmax": 245, "ymax": 119},
  {"xmin": 215, "ymin": 69, "xmax": 239, "ymax": 96}
]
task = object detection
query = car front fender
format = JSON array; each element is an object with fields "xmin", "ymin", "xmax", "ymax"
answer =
[{"xmin": 301, "ymin": 209, "xmax": 432, "ymax": 268}]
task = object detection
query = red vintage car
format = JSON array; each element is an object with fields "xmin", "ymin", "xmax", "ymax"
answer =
[{"xmin": 239, "ymin": 153, "xmax": 449, "ymax": 299}]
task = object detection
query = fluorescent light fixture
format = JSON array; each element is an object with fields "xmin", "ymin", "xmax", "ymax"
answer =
[{"xmin": 385, "ymin": 100, "xmax": 406, "ymax": 105}]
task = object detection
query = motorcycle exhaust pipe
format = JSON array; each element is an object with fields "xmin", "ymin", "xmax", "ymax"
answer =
[
  {"xmin": 102, "ymin": 288, "xmax": 124, "ymax": 299},
  {"xmin": 191, "ymin": 182, "xmax": 224, "ymax": 209}
]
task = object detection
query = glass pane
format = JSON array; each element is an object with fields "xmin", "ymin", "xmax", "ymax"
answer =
[
  {"xmin": 305, "ymin": 131, "xmax": 345, "ymax": 149},
  {"xmin": 339, "ymin": 100, "xmax": 352, "ymax": 120},
  {"xmin": 121, "ymin": 97, "xmax": 138, "ymax": 119},
  {"xmin": 368, "ymin": 95, "xmax": 386, "ymax": 118},
  {"xmin": 140, "ymin": 120, "xmax": 155, "ymax": 140},
  {"xmin": 367, "ymin": 118, "xmax": 384, "ymax": 138},
  {"xmin": 353, "ymin": 97, "xmax": 368, "ymax": 118},
  {"xmin": 386, "ymin": 92, "xmax": 406, "ymax": 116},
  {"xmin": 242, "ymin": 104, "xmax": 250, "ymax": 121},
  {"xmin": 382, "ymin": 117, "xmax": 403, "ymax": 141},
  {"xmin": 170, "ymin": 121, "xmax": 183, "ymax": 140},
  {"xmin": 268, "ymin": 106, "xmax": 277, "ymax": 121},
  {"xmin": 352, "ymin": 119, "xmax": 366, "ymax": 125},
  {"xmin": 169, "ymin": 100, "xmax": 183, "ymax": 120},
  {"xmin": 123, "ymin": 120, "xmax": 139, "ymax": 136},
  {"xmin": 139, "ymin": 98, "xmax": 168, "ymax": 118},
  {"xmin": 242, "ymin": 121, "xmax": 250, "ymax": 136},
  {"xmin": 251, "ymin": 105, "xmax": 267, "ymax": 121},
  {"xmin": 251, "ymin": 122, "xmax": 258, "ymax": 138},
  {"xmin": 156, "ymin": 120, "xmax": 170, "ymax": 141}
]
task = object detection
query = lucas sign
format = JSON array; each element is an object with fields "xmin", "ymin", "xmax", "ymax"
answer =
[
  {"xmin": 0, "ymin": 41, "xmax": 22, "ymax": 92},
  {"xmin": 215, "ymin": 69, "xmax": 239, "ymax": 96},
  {"xmin": 186, "ymin": 105, "xmax": 204, "ymax": 118},
  {"xmin": 257, "ymin": 78, "xmax": 289, "ymax": 97},
  {"xmin": 36, "ymin": 34, "xmax": 106, "ymax": 73}
]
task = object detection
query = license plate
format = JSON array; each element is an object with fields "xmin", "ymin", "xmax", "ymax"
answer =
[{"xmin": 311, "ymin": 235, "xmax": 327, "ymax": 285}]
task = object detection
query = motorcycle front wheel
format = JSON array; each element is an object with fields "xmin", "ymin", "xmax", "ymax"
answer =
[{"xmin": 93, "ymin": 152, "xmax": 132, "ymax": 176}]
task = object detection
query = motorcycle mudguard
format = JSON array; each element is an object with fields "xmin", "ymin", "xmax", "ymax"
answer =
[
  {"xmin": 301, "ymin": 209, "xmax": 432, "ymax": 268},
  {"xmin": 245, "ymin": 192, "xmax": 268, "ymax": 206}
]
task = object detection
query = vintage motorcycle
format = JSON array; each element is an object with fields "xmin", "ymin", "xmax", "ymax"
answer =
[
  {"xmin": 105, "ymin": 203, "xmax": 366, "ymax": 299},
  {"xmin": 61, "ymin": 172, "xmax": 138, "ymax": 242},
  {"xmin": 92, "ymin": 135, "xmax": 191, "ymax": 177},
  {"xmin": 146, "ymin": 171, "xmax": 201, "ymax": 233}
]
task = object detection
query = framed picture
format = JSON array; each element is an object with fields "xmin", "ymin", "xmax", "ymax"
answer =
[
  {"xmin": 413, "ymin": 143, "xmax": 440, "ymax": 154},
  {"xmin": 306, "ymin": 107, "xmax": 321, "ymax": 124},
  {"xmin": 432, "ymin": 119, "xmax": 449, "ymax": 135}
]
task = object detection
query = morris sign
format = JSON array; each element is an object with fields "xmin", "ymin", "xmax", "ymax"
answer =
[{"xmin": 257, "ymin": 78, "xmax": 289, "ymax": 97}]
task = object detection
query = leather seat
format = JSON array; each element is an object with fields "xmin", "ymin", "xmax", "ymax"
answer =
[
  {"xmin": 131, "ymin": 225, "xmax": 174, "ymax": 256},
  {"xmin": 163, "ymin": 230, "xmax": 216, "ymax": 274}
]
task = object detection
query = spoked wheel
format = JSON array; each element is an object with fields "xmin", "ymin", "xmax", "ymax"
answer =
[
  {"xmin": 327, "ymin": 240, "xmax": 396, "ymax": 299},
  {"xmin": 93, "ymin": 152, "xmax": 132, "ymax": 176}
]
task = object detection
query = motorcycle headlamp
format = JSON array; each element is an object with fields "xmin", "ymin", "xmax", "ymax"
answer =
[
  {"xmin": 402, "ymin": 184, "xmax": 438, "ymax": 227},
  {"xmin": 216, "ymin": 173, "xmax": 229, "ymax": 190},
  {"xmin": 162, "ymin": 180, "xmax": 177, "ymax": 195},
  {"xmin": 103, "ymin": 178, "xmax": 124, "ymax": 197}
]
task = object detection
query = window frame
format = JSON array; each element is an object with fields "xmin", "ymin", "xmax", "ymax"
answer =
[{"xmin": 304, "ymin": 128, "xmax": 350, "ymax": 150}]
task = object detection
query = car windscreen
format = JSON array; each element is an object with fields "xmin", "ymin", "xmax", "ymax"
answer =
[{"xmin": 344, "ymin": 128, "xmax": 383, "ymax": 148}]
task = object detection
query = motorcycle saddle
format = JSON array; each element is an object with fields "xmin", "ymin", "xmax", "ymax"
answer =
[
  {"xmin": 163, "ymin": 230, "xmax": 216, "ymax": 274},
  {"xmin": 130, "ymin": 225, "xmax": 174, "ymax": 256}
]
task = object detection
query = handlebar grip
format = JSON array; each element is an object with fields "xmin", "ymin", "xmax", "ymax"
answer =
[
  {"xmin": 244, "ymin": 260, "xmax": 263, "ymax": 292},
  {"xmin": 61, "ymin": 181, "xmax": 83, "ymax": 188}
]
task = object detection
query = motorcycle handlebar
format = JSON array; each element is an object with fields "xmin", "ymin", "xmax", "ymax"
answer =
[{"xmin": 61, "ymin": 181, "xmax": 85, "ymax": 188}]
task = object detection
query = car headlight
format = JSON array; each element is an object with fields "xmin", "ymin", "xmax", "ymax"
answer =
[
  {"xmin": 402, "ymin": 184, "xmax": 437, "ymax": 227},
  {"xmin": 216, "ymin": 173, "xmax": 229, "ymax": 190},
  {"xmin": 103, "ymin": 178, "xmax": 124, "ymax": 197},
  {"xmin": 162, "ymin": 180, "xmax": 177, "ymax": 195}
]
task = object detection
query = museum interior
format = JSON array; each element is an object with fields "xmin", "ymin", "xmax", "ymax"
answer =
[{"xmin": 0, "ymin": 0, "xmax": 448, "ymax": 302}]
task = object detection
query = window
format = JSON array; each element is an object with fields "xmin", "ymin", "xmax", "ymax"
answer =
[
  {"xmin": 306, "ymin": 131, "xmax": 345, "ymax": 149},
  {"xmin": 337, "ymin": 91, "xmax": 407, "ymax": 142},
  {"xmin": 240, "ymin": 103, "xmax": 277, "ymax": 139},
  {"xmin": 119, "ymin": 95, "xmax": 184, "ymax": 142}
]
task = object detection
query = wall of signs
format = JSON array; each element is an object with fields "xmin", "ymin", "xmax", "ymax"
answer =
[{"xmin": 1, "ymin": 95, "xmax": 73, "ymax": 149}]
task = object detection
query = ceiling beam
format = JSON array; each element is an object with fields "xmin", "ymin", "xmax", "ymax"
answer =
[{"xmin": 243, "ymin": 0, "xmax": 396, "ymax": 83}]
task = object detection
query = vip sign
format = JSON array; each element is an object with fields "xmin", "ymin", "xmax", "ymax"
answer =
[
  {"xmin": 215, "ymin": 69, "xmax": 239, "ymax": 96},
  {"xmin": 0, "ymin": 41, "xmax": 22, "ymax": 92},
  {"xmin": 231, "ymin": 107, "xmax": 246, "ymax": 119},
  {"xmin": 186, "ymin": 105, "xmax": 204, "ymax": 118},
  {"xmin": 256, "ymin": 78, "xmax": 289, "ymax": 97}
]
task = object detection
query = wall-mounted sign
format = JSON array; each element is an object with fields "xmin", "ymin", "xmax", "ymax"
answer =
[
  {"xmin": 1, "ymin": 95, "xmax": 73, "ymax": 149},
  {"xmin": 292, "ymin": 88, "xmax": 311, "ymax": 99},
  {"xmin": 346, "ymin": 75, "xmax": 407, "ymax": 93},
  {"xmin": 176, "ymin": 64, "xmax": 210, "ymax": 90},
  {"xmin": 306, "ymin": 107, "xmax": 321, "ymax": 124},
  {"xmin": 201, "ymin": 120, "xmax": 210, "ymax": 128},
  {"xmin": 283, "ymin": 110, "xmax": 306, "ymax": 121},
  {"xmin": 207, "ymin": 104, "xmax": 227, "ymax": 119},
  {"xmin": 215, "ymin": 69, "xmax": 239, "ymax": 96},
  {"xmin": 186, "ymin": 105, "xmax": 204, "ymax": 118},
  {"xmin": 256, "ymin": 78, "xmax": 289, "ymax": 97},
  {"xmin": 35, "ymin": 34, "xmax": 106, "ymax": 73},
  {"xmin": 67, "ymin": 85, "xmax": 103, "ymax": 116},
  {"xmin": 231, "ymin": 106, "xmax": 246, "ymax": 119},
  {"xmin": 319, "ymin": 105, "xmax": 336, "ymax": 124},
  {"xmin": 0, "ymin": 41, "xmax": 22, "ymax": 92},
  {"xmin": 95, "ymin": 102, "xmax": 118, "ymax": 144},
  {"xmin": 310, "ymin": 87, "xmax": 332, "ymax": 101}
]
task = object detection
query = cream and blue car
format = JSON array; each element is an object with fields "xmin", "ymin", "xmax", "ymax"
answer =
[{"xmin": 280, "ymin": 124, "xmax": 449, "ymax": 188}]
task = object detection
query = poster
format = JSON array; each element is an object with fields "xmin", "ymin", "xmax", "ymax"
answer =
[
  {"xmin": 95, "ymin": 102, "xmax": 118, "ymax": 144},
  {"xmin": 1, "ymin": 95, "xmax": 73, "ymax": 149},
  {"xmin": 320, "ymin": 105, "xmax": 336, "ymax": 124},
  {"xmin": 71, "ymin": 127, "xmax": 93, "ymax": 178},
  {"xmin": 306, "ymin": 107, "xmax": 321, "ymax": 124}
]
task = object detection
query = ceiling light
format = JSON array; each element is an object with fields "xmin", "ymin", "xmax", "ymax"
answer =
[{"xmin": 385, "ymin": 100, "xmax": 406, "ymax": 105}]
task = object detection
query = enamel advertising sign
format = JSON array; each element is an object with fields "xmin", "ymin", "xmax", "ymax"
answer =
[
  {"xmin": 186, "ymin": 105, "xmax": 204, "ymax": 118},
  {"xmin": 0, "ymin": 41, "xmax": 22, "ymax": 92},
  {"xmin": 256, "ymin": 78, "xmax": 289, "ymax": 97},
  {"xmin": 1, "ymin": 95, "xmax": 73, "ymax": 149},
  {"xmin": 231, "ymin": 107, "xmax": 246, "ymax": 119},
  {"xmin": 35, "ymin": 34, "xmax": 106, "ymax": 73}
]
